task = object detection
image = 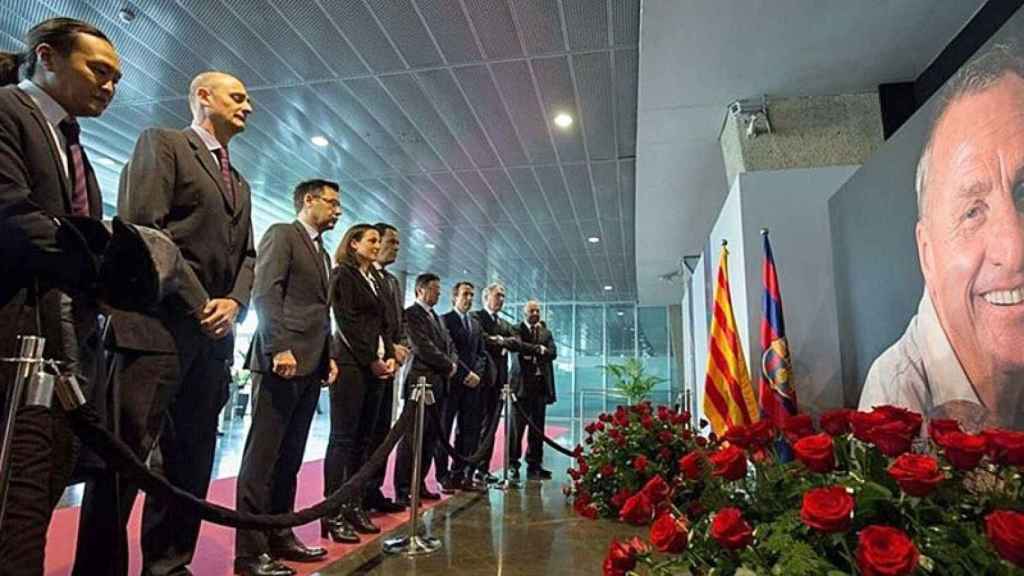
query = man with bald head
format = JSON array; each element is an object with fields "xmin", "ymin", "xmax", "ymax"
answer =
[
  {"xmin": 861, "ymin": 43, "xmax": 1024, "ymax": 432},
  {"xmin": 74, "ymin": 70, "xmax": 256, "ymax": 576}
]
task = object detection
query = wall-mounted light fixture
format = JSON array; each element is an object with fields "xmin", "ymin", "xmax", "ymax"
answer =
[{"xmin": 728, "ymin": 95, "xmax": 772, "ymax": 138}]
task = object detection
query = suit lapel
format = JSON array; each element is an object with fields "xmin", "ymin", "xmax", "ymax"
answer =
[
  {"xmin": 293, "ymin": 221, "xmax": 328, "ymax": 295},
  {"xmin": 15, "ymin": 89, "xmax": 71, "ymax": 210},
  {"xmin": 184, "ymin": 128, "xmax": 234, "ymax": 212}
]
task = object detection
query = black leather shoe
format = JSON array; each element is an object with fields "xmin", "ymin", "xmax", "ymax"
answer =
[
  {"xmin": 527, "ymin": 467, "xmax": 553, "ymax": 480},
  {"xmin": 393, "ymin": 493, "xmax": 411, "ymax": 508},
  {"xmin": 439, "ymin": 478, "xmax": 461, "ymax": 494},
  {"xmin": 234, "ymin": 554, "xmax": 295, "ymax": 576},
  {"xmin": 476, "ymin": 471, "xmax": 499, "ymax": 484},
  {"xmin": 420, "ymin": 487, "xmax": 442, "ymax": 500},
  {"xmin": 268, "ymin": 536, "xmax": 327, "ymax": 563},
  {"xmin": 367, "ymin": 495, "xmax": 406, "ymax": 513},
  {"xmin": 344, "ymin": 505, "xmax": 381, "ymax": 534},
  {"xmin": 507, "ymin": 468, "xmax": 520, "ymax": 481},
  {"xmin": 320, "ymin": 516, "xmax": 360, "ymax": 544}
]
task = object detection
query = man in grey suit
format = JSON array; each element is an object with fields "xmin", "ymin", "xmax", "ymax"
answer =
[
  {"xmin": 233, "ymin": 180, "xmax": 341, "ymax": 576},
  {"xmin": 74, "ymin": 71, "xmax": 256, "ymax": 576}
]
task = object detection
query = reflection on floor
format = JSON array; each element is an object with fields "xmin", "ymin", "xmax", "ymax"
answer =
[{"xmin": 317, "ymin": 449, "xmax": 644, "ymax": 576}]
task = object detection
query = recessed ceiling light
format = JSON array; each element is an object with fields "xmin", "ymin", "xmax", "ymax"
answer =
[
  {"xmin": 616, "ymin": 310, "xmax": 625, "ymax": 316},
  {"xmin": 311, "ymin": 135, "xmax": 329, "ymax": 147},
  {"xmin": 603, "ymin": 285, "xmax": 613, "ymax": 291},
  {"xmin": 96, "ymin": 157, "xmax": 118, "ymax": 166},
  {"xmin": 587, "ymin": 236, "xmax": 600, "ymax": 244},
  {"xmin": 553, "ymin": 113, "xmax": 573, "ymax": 128},
  {"xmin": 425, "ymin": 243, "xmax": 436, "ymax": 249}
]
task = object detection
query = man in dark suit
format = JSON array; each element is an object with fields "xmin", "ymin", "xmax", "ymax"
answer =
[
  {"xmin": 438, "ymin": 281, "xmax": 487, "ymax": 492},
  {"xmin": 232, "ymin": 180, "xmax": 341, "ymax": 576},
  {"xmin": 74, "ymin": 71, "xmax": 256, "ymax": 576},
  {"xmin": 0, "ymin": 18, "xmax": 120, "ymax": 575},
  {"xmin": 472, "ymin": 282, "xmax": 536, "ymax": 483},
  {"xmin": 364, "ymin": 223, "xmax": 409, "ymax": 514},
  {"xmin": 394, "ymin": 273, "xmax": 456, "ymax": 505},
  {"xmin": 509, "ymin": 300, "xmax": 557, "ymax": 480}
]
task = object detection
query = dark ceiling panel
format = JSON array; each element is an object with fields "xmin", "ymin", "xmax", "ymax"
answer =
[
  {"xmin": 463, "ymin": 0, "xmax": 523, "ymax": 59},
  {"xmin": 511, "ymin": 0, "xmax": 565, "ymax": 55}
]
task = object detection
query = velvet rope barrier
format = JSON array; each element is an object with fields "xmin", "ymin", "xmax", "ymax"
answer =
[
  {"xmin": 62, "ymin": 398, "xmax": 416, "ymax": 530},
  {"xmin": 510, "ymin": 397, "xmax": 576, "ymax": 458}
]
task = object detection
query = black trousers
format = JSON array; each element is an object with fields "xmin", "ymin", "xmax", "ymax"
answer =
[
  {"xmin": 364, "ymin": 376, "xmax": 394, "ymax": 501},
  {"xmin": 476, "ymin": 382, "xmax": 501, "ymax": 475},
  {"xmin": 394, "ymin": 377, "xmax": 443, "ymax": 497},
  {"xmin": 323, "ymin": 364, "xmax": 383, "ymax": 507},
  {"xmin": 74, "ymin": 341, "xmax": 230, "ymax": 576},
  {"xmin": 434, "ymin": 382, "xmax": 482, "ymax": 482},
  {"xmin": 234, "ymin": 372, "xmax": 320, "ymax": 559},
  {"xmin": 0, "ymin": 289, "xmax": 101, "ymax": 576},
  {"xmin": 510, "ymin": 392, "xmax": 547, "ymax": 471}
]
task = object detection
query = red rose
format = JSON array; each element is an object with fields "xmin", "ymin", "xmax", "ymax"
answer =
[
  {"xmin": 602, "ymin": 538, "xmax": 637, "ymax": 576},
  {"xmin": 658, "ymin": 430, "xmax": 675, "ymax": 445},
  {"xmin": 633, "ymin": 455, "xmax": 649, "ymax": 473},
  {"xmin": 929, "ymin": 418, "xmax": 962, "ymax": 446},
  {"xmin": 619, "ymin": 492, "xmax": 654, "ymax": 525},
  {"xmin": 984, "ymin": 428, "xmax": 1024, "ymax": 466},
  {"xmin": 850, "ymin": 410, "xmax": 889, "ymax": 441},
  {"xmin": 596, "ymin": 421, "xmax": 606, "ymax": 432},
  {"xmin": 781, "ymin": 414, "xmax": 815, "ymax": 442},
  {"xmin": 641, "ymin": 415, "xmax": 654, "ymax": 430},
  {"xmin": 577, "ymin": 503, "xmax": 599, "ymax": 519},
  {"xmin": 986, "ymin": 510, "xmax": 1024, "ymax": 567},
  {"xmin": 867, "ymin": 420, "xmax": 915, "ymax": 457},
  {"xmin": 585, "ymin": 422, "xmax": 597, "ymax": 435},
  {"xmin": 695, "ymin": 436, "xmax": 708, "ymax": 448},
  {"xmin": 820, "ymin": 408, "xmax": 853, "ymax": 436},
  {"xmin": 601, "ymin": 464, "xmax": 615, "ymax": 477},
  {"xmin": 888, "ymin": 453, "xmax": 944, "ymax": 497},
  {"xmin": 649, "ymin": 512, "xmax": 689, "ymax": 553},
  {"xmin": 709, "ymin": 445, "xmax": 747, "ymax": 481},
  {"xmin": 641, "ymin": 475, "xmax": 671, "ymax": 505},
  {"xmin": 856, "ymin": 525, "xmax": 919, "ymax": 576},
  {"xmin": 875, "ymin": 405, "xmax": 923, "ymax": 434},
  {"xmin": 599, "ymin": 412, "xmax": 612, "ymax": 423},
  {"xmin": 679, "ymin": 451, "xmax": 706, "ymax": 480},
  {"xmin": 658, "ymin": 447, "xmax": 673, "ymax": 463},
  {"xmin": 941, "ymin": 432, "xmax": 987, "ymax": 471},
  {"xmin": 579, "ymin": 461, "xmax": 589, "ymax": 475},
  {"xmin": 657, "ymin": 405, "xmax": 672, "ymax": 422},
  {"xmin": 792, "ymin": 433, "xmax": 836, "ymax": 473},
  {"xmin": 724, "ymin": 424, "xmax": 751, "ymax": 448},
  {"xmin": 748, "ymin": 419, "xmax": 775, "ymax": 447},
  {"xmin": 800, "ymin": 485, "xmax": 854, "ymax": 533},
  {"xmin": 610, "ymin": 488, "xmax": 631, "ymax": 510},
  {"xmin": 710, "ymin": 507, "xmax": 753, "ymax": 550}
]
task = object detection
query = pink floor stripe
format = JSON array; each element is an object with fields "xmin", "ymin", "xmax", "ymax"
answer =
[{"xmin": 44, "ymin": 424, "xmax": 567, "ymax": 575}]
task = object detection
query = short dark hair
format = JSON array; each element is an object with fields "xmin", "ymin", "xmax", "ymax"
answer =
[
  {"xmin": 293, "ymin": 178, "xmax": 338, "ymax": 213},
  {"xmin": 0, "ymin": 18, "xmax": 112, "ymax": 85},
  {"xmin": 373, "ymin": 222, "xmax": 398, "ymax": 237},
  {"xmin": 452, "ymin": 281, "xmax": 474, "ymax": 296},
  {"xmin": 415, "ymin": 273, "xmax": 440, "ymax": 292}
]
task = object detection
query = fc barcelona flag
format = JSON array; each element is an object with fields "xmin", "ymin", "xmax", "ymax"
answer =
[
  {"xmin": 703, "ymin": 242, "xmax": 760, "ymax": 435},
  {"xmin": 759, "ymin": 230, "xmax": 797, "ymax": 426}
]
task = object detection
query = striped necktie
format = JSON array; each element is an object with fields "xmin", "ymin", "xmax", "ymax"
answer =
[
  {"xmin": 215, "ymin": 146, "xmax": 236, "ymax": 209},
  {"xmin": 59, "ymin": 118, "xmax": 89, "ymax": 216}
]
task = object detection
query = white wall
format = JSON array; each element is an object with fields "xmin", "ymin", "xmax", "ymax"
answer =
[
  {"xmin": 692, "ymin": 166, "xmax": 857, "ymax": 416},
  {"xmin": 689, "ymin": 251, "xmax": 710, "ymax": 427}
]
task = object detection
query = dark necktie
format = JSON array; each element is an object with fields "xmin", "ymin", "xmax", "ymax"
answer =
[
  {"xmin": 533, "ymin": 323, "xmax": 540, "ymax": 342},
  {"xmin": 314, "ymin": 234, "xmax": 330, "ymax": 279},
  {"xmin": 215, "ymin": 146, "xmax": 236, "ymax": 209},
  {"xmin": 463, "ymin": 313, "xmax": 470, "ymax": 333},
  {"xmin": 59, "ymin": 119, "xmax": 89, "ymax": 216}
]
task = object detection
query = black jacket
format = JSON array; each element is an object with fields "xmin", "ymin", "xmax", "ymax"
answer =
[
  {"xmin": 472, "ymin": 308, "xmax": 538, "ymax": 389},
  {"xmin": 331, "ymin": 261, "xmax": 393, "ymax": 367},
  {"xmin": 247, "ymin": 221, "xmax": 332, "ymax": 378},
  {"xmin": 404, "ymin": 303, "xmax": 456, "ymax": 398},
  {"xmin": 442, "ymin": 309, "xmax": 488, "ymax": 386},
  {"xmin": 510, "ymin": 321, "xmax": 558, "ymax": 404}
]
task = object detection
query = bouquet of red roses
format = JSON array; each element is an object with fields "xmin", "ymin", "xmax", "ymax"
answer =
[{"xmin": 570, "ymin": 404, "xmax": 1024, "ymax": 576}]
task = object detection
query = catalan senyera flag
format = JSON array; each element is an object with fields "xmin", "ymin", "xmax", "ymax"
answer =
[
  {"xmin": 759, "ymin": 230, "xmax": 797, "ymax": 427},
  {"xmin": 703, "ymin": 243, "xmax": 760, "ymax": 435}
]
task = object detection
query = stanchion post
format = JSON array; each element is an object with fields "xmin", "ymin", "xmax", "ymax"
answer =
[
  {"xmin": 493, "ymin": 382, "xmax": 519, "ymax": 491},
  {"xmin": 0, "ymin": 335, "xmax": 47, "ymax": 532},
  {"xmin": 383, "ymin": 376, "xmax": 442, "ymax": 556}
]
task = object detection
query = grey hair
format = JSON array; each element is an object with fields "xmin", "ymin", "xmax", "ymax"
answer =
[
  {"xmin": 482, "ymin": 282, "xmax": 505, "ymax": 302},
  {"xmin": 916, "ymin": 41, "xmax": 1024, "ymax": 219}
]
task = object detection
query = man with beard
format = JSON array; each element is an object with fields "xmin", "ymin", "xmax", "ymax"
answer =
[
  {"xmin": 509, "ymin": 300, "xmax": 557, "ymax": 480},
  {"xmin": 232, "ymin": 180, "xmax": 341, "ymax": 576}
]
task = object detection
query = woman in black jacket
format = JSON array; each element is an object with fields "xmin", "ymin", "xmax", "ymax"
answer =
[{"xmin": 322, "ymin": 223, "xmax": 396, "ymax": 543}]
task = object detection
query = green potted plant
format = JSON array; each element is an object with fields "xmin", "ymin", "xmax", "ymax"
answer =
[{"xmin": 605, "ymin": 357, "xmax": 666, "ymax": 406}]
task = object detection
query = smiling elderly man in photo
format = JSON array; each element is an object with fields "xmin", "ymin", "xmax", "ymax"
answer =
[{"xmin": 860, "ymin": 43, "xmax": 1024, "ymax": 431}]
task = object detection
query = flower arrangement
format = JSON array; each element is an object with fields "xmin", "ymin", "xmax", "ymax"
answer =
[{"xmin": 567, "ymin": 404, "xmax": 1024, "ymax": 575}]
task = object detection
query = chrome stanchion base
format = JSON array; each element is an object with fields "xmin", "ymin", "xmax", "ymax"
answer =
[{"xmin": 382, "ymin": 533, "xmax": 443, "ymax": 556}]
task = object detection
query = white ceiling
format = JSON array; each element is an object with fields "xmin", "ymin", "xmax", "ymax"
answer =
[{"xmin": 635, "ymin": 0, "xmax": 986, "ymax": 305}]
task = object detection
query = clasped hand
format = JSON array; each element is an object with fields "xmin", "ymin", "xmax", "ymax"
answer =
[{"xmin": 199, "ymin": 298, "xmax": 239, "ymax": 339}]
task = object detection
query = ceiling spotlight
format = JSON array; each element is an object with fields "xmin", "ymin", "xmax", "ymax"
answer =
[
  {"xmin": 118, "ymin": 7, "xmax": 136, "ymax": 23},
  {"xmin": 425, "ymin": 243, "xmax": 436, "ymax": 249},
  {"xmin": 616, "ymin": 311, "xmax": 625, "ymax": 316},
  {"xmin": 587, "ymin": 236, "xmax": 600, "ymax": 244},
  {"xmin": 310, "ymin": 135, "xmax": 329, "ymax": 147},
  {"xmin": 553, "ymin": 113, "xmax": 573, "ymax": 128},
  {"xmin": 603, "ymin": 285, "xmax": 613, "ymax": 291}
]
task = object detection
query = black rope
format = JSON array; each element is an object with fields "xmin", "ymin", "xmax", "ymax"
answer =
[
  {"xmin": 63, "ymin": 398, "xmax": 416, "ymax": 530},
  {"xmin": 511, "ymin": 396, "xmax": 575, "ymax": 457},
  {"xmin": 427, "ymin": 397, "xmax": 505, "ymax": 467}
]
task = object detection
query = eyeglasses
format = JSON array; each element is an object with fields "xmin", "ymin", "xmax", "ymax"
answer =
[{"xmin": 315, "ymin": 196, "xmax": 341, "ymax": 209}]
